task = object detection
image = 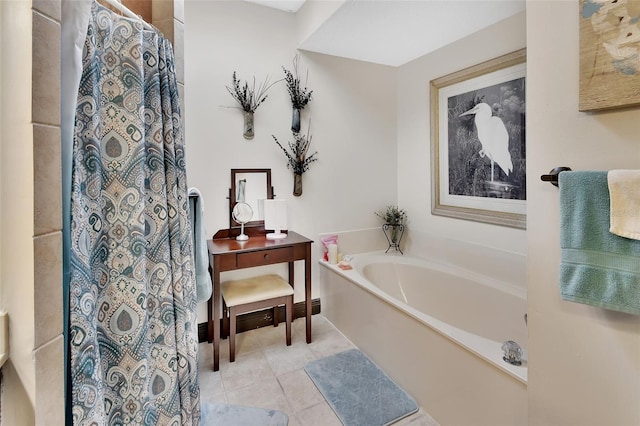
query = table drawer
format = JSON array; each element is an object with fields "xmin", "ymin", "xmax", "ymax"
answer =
[
  {"xmin": 217, "ymin": 253, "xmax": 237, "ymax": 271},
  {"xmin": 237, "ymin": 247, "xmax": 293, "ymax": 268}
]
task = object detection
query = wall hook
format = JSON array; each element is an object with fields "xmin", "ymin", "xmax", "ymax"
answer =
[{"xmin": 540, "ymin": 167, "xmax": 572, "ymax": 187}]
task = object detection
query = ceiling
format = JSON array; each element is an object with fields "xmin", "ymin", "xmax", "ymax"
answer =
[
  {"xmin": 246, "ymin": 0, "xmax": 525, "ymax": 67},
  {"xmin": 245, "ymin": 0, "xmax": 308, "ymax": 13}
]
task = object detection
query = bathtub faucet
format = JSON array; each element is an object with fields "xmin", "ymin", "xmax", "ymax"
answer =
[{"xmin": 501, "ymin": 340, "xmax": 522, "ymax": 366}]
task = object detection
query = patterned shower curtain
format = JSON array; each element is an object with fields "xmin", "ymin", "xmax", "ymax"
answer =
[{"xmin": 69, "ymin": 2, "xmax": 199, "ymax": 424}]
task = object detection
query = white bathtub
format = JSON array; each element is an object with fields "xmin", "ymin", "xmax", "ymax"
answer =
[{"xmin": 319, "ymin": 252, "xmax": 528, "ymax": 425}]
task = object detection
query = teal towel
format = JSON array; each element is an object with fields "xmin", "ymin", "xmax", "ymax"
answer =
[
  {"xmin": 189, "ymin": 188, "xmax": 212, "ymax": 303},
  {"xmin": 559, "ymin": 171, "xmax": 640, "ymax": 315}
]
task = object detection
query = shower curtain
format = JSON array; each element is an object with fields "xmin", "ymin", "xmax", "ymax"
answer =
[{"xmin": 69, "ymin": 2, "xmax": 199, "ymax": 424}]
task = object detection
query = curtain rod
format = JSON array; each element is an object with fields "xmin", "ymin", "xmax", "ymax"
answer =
[{"xmin": 98, "ymin": 0, "xmax": 155, "ymax": 32}]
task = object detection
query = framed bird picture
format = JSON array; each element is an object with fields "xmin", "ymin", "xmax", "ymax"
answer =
[{"xmin": 430, "ymin": 49, "xmax": 526, "ymax": 229}]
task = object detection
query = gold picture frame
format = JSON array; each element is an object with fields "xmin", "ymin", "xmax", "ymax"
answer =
[
  {"xmin": 579, "ymin": 0, "xmax": 640, "ymax": 111},
  {"xmin": 430, "ymin": 49, "xmax": 527, "ymax": 229}
]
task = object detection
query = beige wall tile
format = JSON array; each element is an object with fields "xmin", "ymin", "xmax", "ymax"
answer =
[
  {"xmin": 174, "ymin": 0, "xmax": 184, "ymax": 24},
  {"xmin": 34, "ymin": 232, "xmax": 63, "ymax": 347},
  {"xmin": 155, "ymin": 18, "xmax": 174, "ymax": 43},
  {"xmin": 153, "ymin": 0, "xmax": 174, "ymax": 43},
  {"xmin": 152, "ymin": 0, "xmax": 173, "ymax": 21},
  {"xmin": 34, "ymin": 124, "xmax": 62, "ymax": 236},
  {"xmin": 34, "ymin": 336, "xmax": 64, "ymax": 426},
  {"xmin": 33, "ymin": 0, "xmax": 61, "ymax": 22},
  {"xmin": 32, "ymin": 11, "xmax": 60, "ymax": 126}
]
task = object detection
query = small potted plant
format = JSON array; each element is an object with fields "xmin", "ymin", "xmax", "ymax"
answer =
[
  {"xmin": 375, "ymin": 205, "xmax": 407, "ymax": 254},
  {"xmin": 226, "ymin": 71, "xmax": 279, "ymax": 140}
]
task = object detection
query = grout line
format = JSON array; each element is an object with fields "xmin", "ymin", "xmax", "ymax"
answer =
[
  {"xmin": 32, "ymin": 8, "xmax": 61, "ymax": 25},
  {"xmin": 32, "ymin": 122, "xmax": 61, "ymax": 130}
]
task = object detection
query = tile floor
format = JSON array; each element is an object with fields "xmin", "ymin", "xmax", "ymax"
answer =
[{"xmin": 198, "ymin": 314, "xmax": 439, "ymax": 426}]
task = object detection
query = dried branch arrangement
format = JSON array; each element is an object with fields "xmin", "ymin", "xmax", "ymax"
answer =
[
  {"xmin": 282, "ymin": 55, "xmax": 313, "ymax": 110},
  {"xmin": 225, "ymin": 72, "xmax": 279, "ymax": 112},
  {"xmin": 272, "ymin": 123, "xmax": 318, "ymax": 175}
]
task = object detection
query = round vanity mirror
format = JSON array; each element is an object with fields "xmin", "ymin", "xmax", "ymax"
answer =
[{"xmin": 232, "ymin": 202, "xmax": 253, "ymax": 241}]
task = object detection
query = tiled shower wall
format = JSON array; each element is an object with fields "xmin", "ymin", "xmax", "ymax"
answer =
[
  {"xmin": 29, "ymin": 0, "xmax": 184, "ymax": 422},
  {"xmin": 32, "ymin": 0, "xmax": 64, "ymax": 423}
]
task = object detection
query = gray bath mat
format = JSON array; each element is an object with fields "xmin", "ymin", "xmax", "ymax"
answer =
[
  {"xmin": 305, "ymin": 349, "xmax": 418, "ymax": 426},
  {"xmin": 200, "ymin": 403, "xmax": 288, "ymax": 426}
]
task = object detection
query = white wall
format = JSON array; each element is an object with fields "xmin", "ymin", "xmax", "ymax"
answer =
[
  {"xmin": 397, "ymin": 12, "xmax": 527, "ymax": 256},
  {"xmin": 184, "ymin": 0, "xmax": 397, "ymax": 316},
  {"xmin": 527, "ymin": 2, "xmax": 640, "ymax": 425}
]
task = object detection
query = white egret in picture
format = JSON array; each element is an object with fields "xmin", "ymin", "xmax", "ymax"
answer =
[
  {"xmin": 459, "ymin": 103, "xmax": 513, "ymax": 182},
  {"xmin": 446, "ymin": 76, "xmax": 526, "ymax": 200}
]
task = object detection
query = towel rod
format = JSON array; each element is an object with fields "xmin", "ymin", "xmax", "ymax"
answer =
[{"xmin": 540, "ymin": 166, "xmax": 572, "ymax": 187}]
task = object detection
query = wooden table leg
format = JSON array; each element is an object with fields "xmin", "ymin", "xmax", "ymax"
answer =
[
  {"xmin": 207, "ymin": 294, "xmax": 213, "ymax": 343},
  {"xmin": 213, "ymin": 256, "xmax": 221, "ymax": 372},
  {"xmin": 305, "ymin": 243, "xmax": 312, "ymax": 343},
  {"xmin": 288, "ymin": 261, "xmax": 294, "ymax": 328}
]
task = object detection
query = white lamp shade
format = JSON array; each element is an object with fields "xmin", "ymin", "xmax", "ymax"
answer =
[{"xmin": 263, "ymin": 199, "xmax": 287, "ymax": 239}]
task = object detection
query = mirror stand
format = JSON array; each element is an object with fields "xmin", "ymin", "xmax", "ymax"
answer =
[
  {"xmin": 237, "ymin": 222, "xmax": 248, "ymax": 241},
  {"xmin": 232, "ymin": 202, "xmax": 253, "ymax": 241}
]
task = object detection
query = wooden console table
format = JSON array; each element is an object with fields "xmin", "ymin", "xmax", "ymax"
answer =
[{"xmin": 207, "ymin": 231, "xmax": 313, "ymax": 371}]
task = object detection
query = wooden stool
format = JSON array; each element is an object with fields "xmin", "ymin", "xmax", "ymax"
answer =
[{"xmin": 220, "ymin": 274, "xmax": 294, "ymax": 363}]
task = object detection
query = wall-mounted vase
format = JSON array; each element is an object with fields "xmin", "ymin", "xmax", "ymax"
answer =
[
  {"xmin": 293, "ymin": 173, "xmax": 303, "ymax": 197},
  {"xmin": 243, "ymin": 111, "xmax": 254, "ymax": 140},
  {"xmin": 291, "ymin": 108, "xmax": 301, "ymax": 133}
]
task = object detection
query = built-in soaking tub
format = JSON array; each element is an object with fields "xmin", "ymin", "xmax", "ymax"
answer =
[{"xmin": 319, "ymin": 252, "xmax": 527, "ymax": 425}]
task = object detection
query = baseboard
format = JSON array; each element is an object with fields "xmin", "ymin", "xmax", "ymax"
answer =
[{"xmin": 198, "ymin": 298, "xmax": 321, "ymax": 343}]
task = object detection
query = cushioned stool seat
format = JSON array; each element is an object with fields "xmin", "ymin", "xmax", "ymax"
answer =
[{"xmin": 221, "ymin": 274, "xmax": 294, "ymax": 362}]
